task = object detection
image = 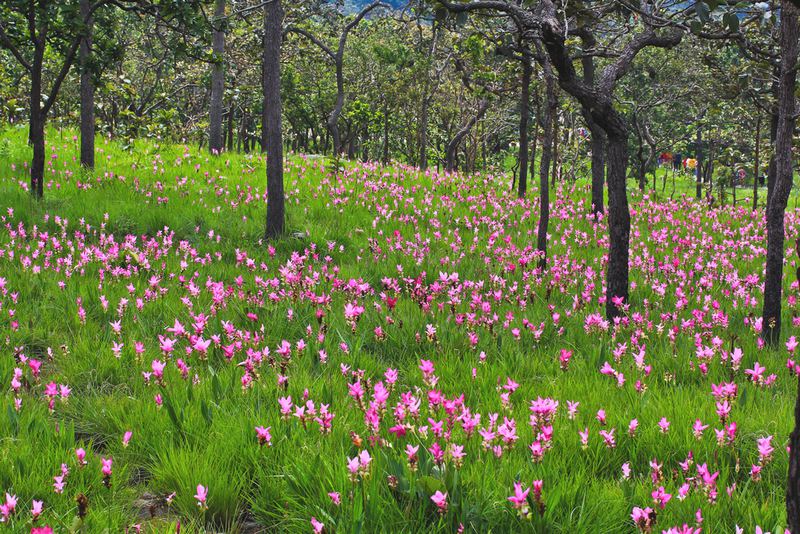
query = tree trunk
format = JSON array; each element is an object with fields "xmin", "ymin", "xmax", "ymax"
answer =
[
  {"xmin": 79, "ymin": 0, "xmax": 95, "ymax": 168},
  {"xmin": 767, "ymin": 67, "xmax": 780, "ymax": 208},
  {"xmin": 445, "ymin": 99, "xmax": 489, "ymax": 172},
  {"xmin": 763, "ymin": 0, "xmax": 798, "ymax": 346},
  {"xmin": 695, "ymin": 125, "xmax": 703, "ymax": 200},
  {"xmin": 550, "ymin": 99, "xmax": 559, "ymax": 187},
  {"xmin": 419, "ymin": 22, "xmax": 438, "ymax": 170},
  {"xmin": 208, "ymin": 0, "xmax": 226, "ymax": 154},
  {"xmin": 589, "ymin": 126, "xmax": 606, "ymax": 215},
  {"xmin": 517, "ymin": 57, "xmax": 532, "ymax": 198},
  {"xmin": 536, "ymin": 63, "xmax": 556, "ymax": 270},
  {"xmin": 605, "ymin": 133, "xmax": 630, "ymax": 319},
  {"xmin": 382, "ymin": 99, "xmax": 390, "ymax": 164},
  {"xmin": 329, "ymin": 62, "xmax": 345, "ymax": 155},
  {"xmin": 30, "ymin": 44, "xmax": 45, "ymax": 199},
  {"xmin": 753, "ymin": 114, "xmax": 761, "ymax": 211},
  {"xmin": 263, "ymin": 0, "xmax": 285, "ymax": 239},
  {"xmin": 778, "ymin": 3, "xmax": 800, "ymax": 530}
]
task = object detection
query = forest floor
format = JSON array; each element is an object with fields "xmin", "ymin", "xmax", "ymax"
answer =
[{"xmin": 0, "ymin": 126, "xmax": 794, "ymax": 533}]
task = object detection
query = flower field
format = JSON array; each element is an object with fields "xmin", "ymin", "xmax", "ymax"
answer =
[{"xmin": 0, "ymin": 129, "xmax": 795, "ymax": 533}]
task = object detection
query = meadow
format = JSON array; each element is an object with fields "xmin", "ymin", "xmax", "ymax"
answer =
[{"xmin": 0, "ymin": 126, "xmax": 795, "ymax": 533}]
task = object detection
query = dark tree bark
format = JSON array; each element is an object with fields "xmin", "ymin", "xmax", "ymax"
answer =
[
  {"xmin": 382, "ymin": 99, "xmax": 390, "ymax": 164},
  {"xmin": 263, "ymin": 0, "xmax": 285, "ymax": 239},
  {"xmin": 694, "ymin": 125, "xmax": 703, "ymax": 199},
  {"xmin": 763, "ymin": 0, "xmax": 799, "ymax": 347},
  {"xmin": 781, "ymin": 6, "xmax": 800, "ymax": 528},
  {"xmin": 753, "ymin": 114, "xmax": 761, "ymax": 211},
  {"xmin": 79, "ymin": 0, "xmax": 95, "ymax": 169},
  {"xmin": 517, "ymin": 56, "xmax": 532, "ymax": 198},
  {"xmin": 445, "ymin": 99, "xmax": 489, "ymax": 172},
  {"xmin": 536, "ymin": 58, "xmax": 556, "ymax": 270},
  {"xmin": 767, "ymin": 67, "xmax": 780, "ymax": 208},
  {"xmin": 550, "ymin": 97, "xmax": 559, "ymax": 187},
  {"xmin": 208, "ymin": 0, "xmax": 226, "ymax": 153},
  {"xmin": 30, "ymin": 39, "xmax": 45, "ymax": 198},
  {"xmin": 578, "ymin": 32, "xmax": 605, "ymax": 215},
  {"xmin": 419, "ymin": 21, "xmax": 438, "ymax": 170}
]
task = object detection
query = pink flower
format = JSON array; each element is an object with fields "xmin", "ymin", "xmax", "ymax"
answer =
[
  {"xmin": 101, "ymin": 457, "xmax": 113, "ymax": 476},
  {"xmin": 255, "ymin": 426, "xmax": 272, "ymax": 446},
  {"xmin": 651, "ymin": 486, "xmax": 672, "ymax": 509},
  {"xmin": 658, "ymin": 417, "xmax": 670, "ymax": 433},
  {"xmin": 31, "ymin": 499, "xmax": 43, "ymax": 520},
  {"xmin": 194, "ymin": 484, "xmax": 208, "ymax": 510},
  {"xmin": 328, "ymin": 492, "xmax": 341, "ymax": 506},
  {"xmin": 507, "ymin": 482, "xmax": 530, "ymax": 510},
  {"xmin": 430, "ymin": 491, "xmax": 448, "ymax": 514},
  {"xmin": 122, "ymin": 431, "xmax": 133, "ymax": 448},
  {"xmin": 311, "ymin": 516, "xmax": 324, "ymax": 534}
]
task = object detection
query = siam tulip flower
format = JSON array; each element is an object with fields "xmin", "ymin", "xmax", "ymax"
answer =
[
  {"xmin": 579, "ymin": 428, "xmax": 589, "ymax": 449},
  {"xmin": 628, "ymin": 419, "xmax": 639, "ymax": 437},
  {"xmin": 631, "ymin": 506, "xmax": 655, "ymax": 531},
  {"xmin": 0, "ymin": 493, "xmax": 17, "ymax": 521},
  {"xmin": 122, "ymin": 431, "xmax": 132, "ymax": 448},
  {"xmin": 53, "ymin": 475, "xmax": 65, "ymax": 494},
  {"xmin": 596, "ymin": 409, "xmax": 606, "ymax": 425},
  {"xmin": 328, "ymin": 492, "xmax": 341, "ymax": 506},
  {"xmin": 599, "ymin": 428, "xmax": 616, "ymax": 449},
  {"xmin": 76, "ymin": 448, "xmax": 87, "ymax": 466},
  {"xmin": 194, "ymin": 485, "xmax": 208, "ymax": 510},
  {"xmin": 657, "ymin": 417, "xmax": 670, "ymax": 433},
  {"xmin": 692, "ymin": 419, "xmax": 709, "ymax": 439},
  {"xmin": 31, "ymin": 499, "xmax": 43, "ymax": 520},
  {"xmin": 559, "ymin": 349, "xmax": 573, "ymax": 371},
  {"xmin": 651, "ymin": 486, "xmax": 671, "ymax": 509},
  {"xmin": 567, "ymin": 401, "xmax": 579, "ymax": 420},
  {"xmin": 430, "ymin": 491, "xmax": 447, "ymax": 514},
  {"xmin": 101, "ymin": 457, "xmax": 113, "ymax": 487},
  {"xmin": 758, "ymin": 435, "xmax": 774, "ymax": 463},
  {"xmin": 255, "ymin": 426, "xmax": 272, "ymax": 446},
  {"xmin": 311, "ymin": 517, "xmax": 324, "ymax": 534},
  {"xmin": 621, "ymin": 462, "xmax": 631, "ymax": 480},
  {"xmin": 508, "ymin": 482, "xmax": 530, "ymax": 513}
]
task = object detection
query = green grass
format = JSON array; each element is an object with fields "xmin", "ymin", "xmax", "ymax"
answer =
[{"xmin": 0, "ymin": 124, "xmax": 794, "ymax": 533}]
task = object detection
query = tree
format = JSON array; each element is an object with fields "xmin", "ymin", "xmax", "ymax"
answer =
[
  {"xmin": 263, "ymin": 0, "xmax": 285, "ymax": 238},
  {"xmin": 79, "ymin": 0, "xmax": 95, "ymax": 168},
  {"xmin": 208, "ymin": 0, "xmax": 226, "ymax": 153},
  {"xmin": 438, "ymin": 0, "xmax": 683, "ymax": 319},
  {"xmin": 288, "ymin": 1, "xmax": 388, "ymax": 155},
  {"xmin": 0, "ymin": 0, "xmax": 111, "ymax": 197}
]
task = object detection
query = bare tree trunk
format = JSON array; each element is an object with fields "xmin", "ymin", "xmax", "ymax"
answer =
[
  {"xmin": 605, "ymin": 133, "xmax": 630, "ymax": 318},
  {"xmin": 588, "ymin": 125, "xmax": 606, "ymax": 215},
  {"xmin": 419, "ymin": 21, "xmax": 438, "ymax": 170},
  {"xmin": 445, "ymin": 99, "xmax": 489, "ymax": 172},
  {"xmin": 517, "ymin": 56, "xmax": 532, "ymax": 198},
  {"xmin": 208, "ymin": 0, "xmax": 226, "ymax": 153},
  {"xmin": 536, "ymin": 62, "xmax": 556, "ymax": 270},
  {"xmin": 550, "ymin": 98, "xmax": 559, "ymax": 187},
  {"xmin": 767, "ymin": 67, "xmax": 780, "ymax": 208},
  {"xmin": 382, "ymin": 99, "xmax": 390, "ymax": 164},
  {"xmin": 763, "ymin": 0, "xmax": 798, "ymax": 346},
  {"xmin": 695, "ymin": 125, "xmax": 703, "ymax": 200},
  {"xmin": 30, "ymin": 43, "xmax": 45, "ymax": 198},
  {"xmin": 79, "ymin": 0, "xmax": 94, "ymax": 168},
  {"xmin": 753, "ymin": 114, "xmax": 761, "ymax": 211},
  {"xmin": 264, "ymin": 0, "xmax": 285, "ymax": 239},
  {"xmin": 777, "ymin": 3, "xmax": 800, "ymax": 529}
]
